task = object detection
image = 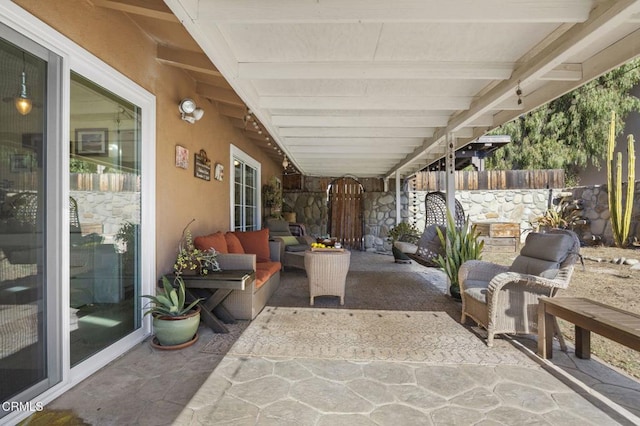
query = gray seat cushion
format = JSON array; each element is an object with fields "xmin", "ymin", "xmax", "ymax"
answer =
[
  {"xmin": 509, "ymin": 256, "xmax": 561, "ymax": 279},
  {"xmin": 462, "ymin": 279, "xmax": 489, "ymax": 303},
  {"xmin": 509, "ymin": 232, "xmax": 574, "ymax": 279},
  {"xmin": 285, "ymin": 243, "xmax": 308, "ymax": 252},
  {"xmin": 266, "ymin": 219, "xmax": 293, "ymax": 238},
  {"xmin": 519, "ymin": 232, "xmax": 574, "ymax": 262}
]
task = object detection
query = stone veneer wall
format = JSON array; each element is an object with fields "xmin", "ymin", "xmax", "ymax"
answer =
[
  {"xmin": 71, "ymin": 191, "xmax": 140, "ymax": 243},
  {"xmin": 284, "ymin": 184, "xmax": 640, "ymax": 252},
  {"xmin": 566, "ymin": 183, "xmax": 640, "ymax": 245}
]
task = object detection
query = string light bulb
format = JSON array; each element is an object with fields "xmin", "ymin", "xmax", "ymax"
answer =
[{"xmin": 515, "ymin": 81, "xmax": 523, "ymax": 105}]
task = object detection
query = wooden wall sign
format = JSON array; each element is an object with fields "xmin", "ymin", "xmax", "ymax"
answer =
[{"xmin": 194, "ymin": 149, "xmax": 211, "ymax": 181}]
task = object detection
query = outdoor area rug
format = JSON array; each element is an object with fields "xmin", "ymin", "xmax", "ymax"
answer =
[
  {"xmin": 199, "ymin": 320, "xmax": 250, "ymax": 355},
  {"xmin": 219, "ymin": 306, "xmax": 532, "ymax": 365}
]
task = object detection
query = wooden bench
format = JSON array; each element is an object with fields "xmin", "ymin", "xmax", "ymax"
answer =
[{"xmin": 538, "ymin": 297, "xmax": 640, "ymax": 359}]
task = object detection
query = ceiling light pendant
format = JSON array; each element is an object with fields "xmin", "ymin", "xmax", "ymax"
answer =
[
  {"xmin": 15, "ymin": 52, "xmax": 32, "ymax": 116},
  {"xmin": 282, "ymin": 156, "xmax": 289, "ymax": 169}
]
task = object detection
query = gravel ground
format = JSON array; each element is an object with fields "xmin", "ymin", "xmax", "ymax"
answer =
[{"xmin": 483, "ymin": 245, "xmax": 640, "ymax": 380}]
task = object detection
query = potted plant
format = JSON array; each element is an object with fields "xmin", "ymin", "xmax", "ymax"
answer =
[
  {"xmin": 388, "ymin": 222, "xmax": 421, "ymax": 263},
  {"xmin": 114, "ymin": 221, "xmax": 139, "ymax": 276},
  {"xmin": 262, "ymin": 176, "xmax": 283, "ymax": 218},
  {"xmin": 174, "ymin": 221, "xmax": 220, "ymax": 276},
  {"xmin": 434, "ymin": 213, "xmax": 484, "ymax": 300},
  {"xmin": 530, "ymin": 208, "xmax": 567, "ymax": 232},
  {"xmin": 282, "ymin": 202, "xmax": 296, "ymax": 223},
  {"xmin": 142, "ymin": 275, "xmax": 202, "ymax": 349}
]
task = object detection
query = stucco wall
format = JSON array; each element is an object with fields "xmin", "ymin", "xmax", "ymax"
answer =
[{"xmin": 15, "ymin": 0, "xmax": 281, "ymax": 276}]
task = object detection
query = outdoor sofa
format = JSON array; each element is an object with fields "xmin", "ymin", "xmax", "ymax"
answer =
[{"xmin": 194, "ymin": 229, "xmax": 281, "ymax": 320}]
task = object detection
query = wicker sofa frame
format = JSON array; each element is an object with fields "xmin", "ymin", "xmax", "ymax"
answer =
[{"xmin": 214, "ymin": 240, "xmax": 281, "ymax": 320}]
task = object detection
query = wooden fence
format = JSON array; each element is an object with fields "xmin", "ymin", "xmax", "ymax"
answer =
[
  {"xmin": 408, "ymin": 169, "xmax": 564, "ymax": 191},
  {"xmin": 70, "ymin": 173, "xmax": 140, "ymax": 192}
]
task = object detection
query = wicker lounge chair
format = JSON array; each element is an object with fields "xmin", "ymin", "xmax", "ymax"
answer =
[{"xmin": 458, "ymin": 229, "xmax": 581, "ymax": 346}]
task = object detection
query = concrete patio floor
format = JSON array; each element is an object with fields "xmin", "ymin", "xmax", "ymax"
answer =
[{"xmin": 44, "ymin": 252, "xmax": 640, "ymax": 425}]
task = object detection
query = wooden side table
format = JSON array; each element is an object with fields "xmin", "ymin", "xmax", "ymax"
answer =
[{"xmin": 166, "ymin": 270, "xmax": 254, "ymax": 333}]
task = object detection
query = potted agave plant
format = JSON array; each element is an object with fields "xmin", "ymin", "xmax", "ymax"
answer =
[
  {"xmin": 434, "ymin": 213, "xmax": 484, "ymax": 300},
  {"xmin": 142, "ymin": 275, "xmax": 202, "ymax": 349}
]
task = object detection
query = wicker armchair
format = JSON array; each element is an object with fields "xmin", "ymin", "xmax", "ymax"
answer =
[
  {"xmin": 265, "ymin": 218, "xmax": 314, "ymax": 270},
  {"xmin": 459, "ymin": 229, "xmax": 581, "ymax": 347}
]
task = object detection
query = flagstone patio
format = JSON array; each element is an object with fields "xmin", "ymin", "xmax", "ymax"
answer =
[{"xmin": 46, "ymin": 252, "xmax": 640, "ymax": 425}]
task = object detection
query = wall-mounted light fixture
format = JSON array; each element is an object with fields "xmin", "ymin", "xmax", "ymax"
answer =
[
  {"xmin": 15, "ymin": 52, "xmax": 32, "ymax": 115},
  {"xmin": 179, "ymin": 98, "xmax": 204, "ymax": 124}
]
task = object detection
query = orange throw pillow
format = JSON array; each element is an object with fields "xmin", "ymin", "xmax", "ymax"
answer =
[
  {"xmin": 225, "ymin": 232, "xmax": 245, "ymax": 254},
  {"xmin": 194, "ymin": 232, "xmax": 228, "ymax": 254},
  {"xmin": 233, "ymin": 229, "xmax": 270, "ymax": 262}
]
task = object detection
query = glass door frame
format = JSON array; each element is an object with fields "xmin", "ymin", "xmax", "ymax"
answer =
[
  {"xmin": 230, "ymin": 145, "xmax": 261, "ymax": 231},
  {"xmin": 0, "ymin": 2, "xmax": 156, "ymax": 419}
]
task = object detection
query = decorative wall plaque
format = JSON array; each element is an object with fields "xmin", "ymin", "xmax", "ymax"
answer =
[{"xmin": 194, "ymin": 149, "xmax": 211, "ymax": 181}]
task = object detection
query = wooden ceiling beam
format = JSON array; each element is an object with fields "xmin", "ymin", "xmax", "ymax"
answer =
[
  {"xmin": 278, "ymin": 127, "xmax": 434, "ymax": 138},
  {"xmin": 239, "ymin": 62, "xmax": 581, "ymax": 81},
  {"xmin": 284, "ymin": 137, "xmax": 423, "ymax": 146},
  {"xmin": 261, "ymin": 96, "xmax": 474, "ymax": 111},
  {"xmin": 193, "ymin": 0, "xmax": 591, "ymax": 23},
  {"xmin": 197, "ymin": 83, "xmax": 245, "ymax": 106},
  {"xmin": 218, "ymin": 104, "xmax": 249, "ymax": 120},
  {"xmin": 91, "ymin": 0, "xmax": 178, "ymax": 22},
  {"xmin": 157, "ymin": 46, "xmax": 222, "ymax": 76},
  {"xmin": 385, "ymin": 0, "xmax": 640, "ymax": 179},
  {"xmin": 271, "ymin": 115, "xmax": 493, "ymax": 128}
]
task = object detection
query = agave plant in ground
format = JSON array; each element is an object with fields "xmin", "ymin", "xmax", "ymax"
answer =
[
  {"xmin": 142, "ymin": 276, "xmax": 202, "ymax": 347},
  {"xmin": 434, "ymin": 213, "xmax": 484, "ymax": 299}
]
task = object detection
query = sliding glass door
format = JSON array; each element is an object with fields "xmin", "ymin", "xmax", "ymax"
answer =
[
  {"xmin": 69, "ymin": 73, "xmax": 142, "ymax": 366},
  {"xmin": 1, "ymin": 10, "xmax": 154, "ymax": 420},
  {"xmin": 0, "ymin": 31, "xmax": 55, "ymax": 409}
]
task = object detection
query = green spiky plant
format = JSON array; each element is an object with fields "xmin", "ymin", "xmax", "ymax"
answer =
[
  {"xmin": 434, "ymin": 212, "xmax": 484, "ymax": 299},
  {"xmin": 142, "ymin": 276, "xmax": 201, "ymax": 317},
  {"xmin": 388, "ymin": 221, "xmax": 421, "ymax": 244},
  {"xmin": 607, "ymin": 111, "xmax": 636, "ymax": 248}
]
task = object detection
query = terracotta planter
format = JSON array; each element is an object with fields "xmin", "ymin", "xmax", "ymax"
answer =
[{"xmin": 152, "ymin": 305, "xmax": 200, "ymax": 347}]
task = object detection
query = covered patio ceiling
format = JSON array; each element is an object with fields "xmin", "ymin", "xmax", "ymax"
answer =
[{"xmin": 96, "ymin": 1, "xmax": 640, "ymax": 179}]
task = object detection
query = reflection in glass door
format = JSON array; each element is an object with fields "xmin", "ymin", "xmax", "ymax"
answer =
[
  {"xmin": 0, "ymin": 37, "xmax": 49, "ymax": 408},
  {"xmin": 69, "ymin": 73, "xmax": 141, "ymax": 366}
]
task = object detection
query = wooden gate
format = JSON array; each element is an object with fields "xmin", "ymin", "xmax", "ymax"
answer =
[{"xmin": 328, "ymin": 177, "xmax": 364, "ymax": 250}]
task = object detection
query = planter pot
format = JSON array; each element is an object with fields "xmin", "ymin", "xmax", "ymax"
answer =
[
  {"xmin": 151, "ymin": 333, "xmax": 199, "ymax": 350},
  {"xmin": 449, "ymin": 285, "xmax": 462, "ymax": 301},
  {"xmin": 152, "ymin": 305, "xmax": 200, "ymax": 347},
  {"xmin": 391, "ymin": 245, "xmax": 412, "ymax": 264}
]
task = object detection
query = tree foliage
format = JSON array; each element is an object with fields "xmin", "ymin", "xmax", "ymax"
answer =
[{"xmin": 487, "ymin": 59, "xmax": 640, "ymax": 183}]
